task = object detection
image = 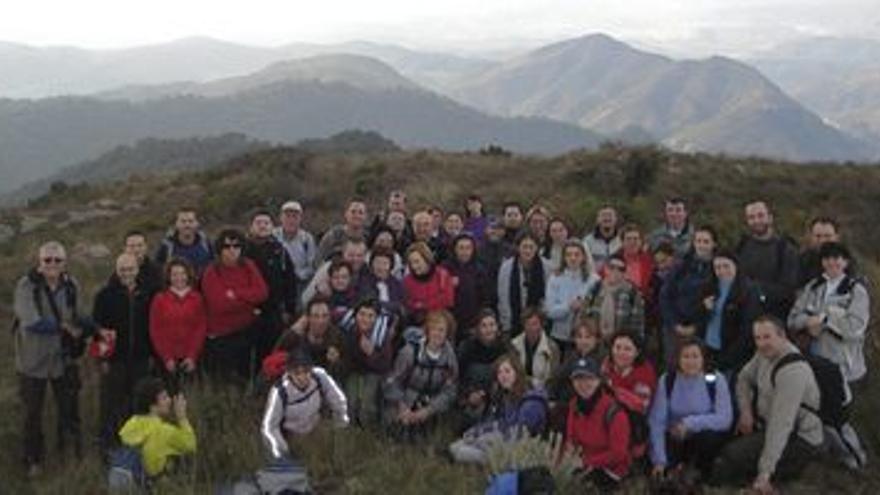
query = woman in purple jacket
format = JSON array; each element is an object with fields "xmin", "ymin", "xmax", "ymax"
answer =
[
  {"xmin": 648, "ymin": 337, "xmax": 733, "ymax": 484},
  {"xmin": 448, "ymin": 353, "xmax": 548, "ymax": 464}
]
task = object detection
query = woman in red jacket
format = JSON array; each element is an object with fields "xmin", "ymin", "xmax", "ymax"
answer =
[
  {"xmin": 149, "ymin": 259, "xmax": 207, "ymax": 381},
  {"xmin": 402, "ymin": 241, "xmax": 455, "ymax": 339},
  {"xmin": 565, "ymin": 356, "xmax": 632, "ymax": 491},
  {"xmin": 200, "ymin": 229, "xmax": 269, "ymax": 382},
  {"xmin": 601, "ymin": 330, "xmax": 657, "ymax": 460}
]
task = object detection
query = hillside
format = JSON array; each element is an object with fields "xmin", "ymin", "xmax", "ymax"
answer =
[
  {"xmin": 750, "ymin": 36, "xmax": 880, "ymax": 141},
  {"xmin": 0, "ymin": 133, "xmax": 270, "ymax": 206},
  {"xmin": 0, "ymin": 64, "xmax": 603, "ymax": 194},
  {"xmin": 1, "ymin": 130, "xmax": 401, "ymax": 206},
  {"xmin": 452, "ymin": 34, "xmax": 872, "ymax": 162},
  {"xmin": 1, "ymin": 145, "xmax": 879, "ymax": 494}
]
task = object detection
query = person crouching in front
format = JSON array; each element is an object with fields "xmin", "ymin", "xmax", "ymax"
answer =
[
  {"xmin": 261, "ymin": 349, "xmax": 349, "ymax": 459},
  {"xmin": 118, "ymin": 378, "xmax": 196, "ymax": 480},
  {"xmin": 564, "ymin": 357, "xmax": 632, "ymax": 492}
]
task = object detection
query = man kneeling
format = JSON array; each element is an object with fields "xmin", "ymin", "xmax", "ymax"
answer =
[
  {"xmin": 712, "ymin": 316, "xmax": 825, "ymax": 494},
  {"xmin": 262, "ymin": 349, "xmax": 349, "ymax": 459}
]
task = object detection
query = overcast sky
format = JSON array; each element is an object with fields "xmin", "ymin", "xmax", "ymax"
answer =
[{"xmin": 3, "ymin": 0, "xmax": 878, "ymax": 56}]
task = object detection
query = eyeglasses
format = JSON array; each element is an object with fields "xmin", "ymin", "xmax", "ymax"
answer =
[
  {"xmin": 222, "ymin": 243, "xmax": 242, "ymax": 250},
  {"xmin": 41, "ymin": 257, "xmax": 65, "ymax": 264}
]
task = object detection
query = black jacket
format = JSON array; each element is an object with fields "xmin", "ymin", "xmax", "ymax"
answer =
[
  {"xmin": 244, "ymin": 236, "xmax": 298, "ymax": 317},
  {"xmin": 697, "ymin": 274, "xmax": 762, "ymax": 372},
  {"xmin": 456, "ymin": 336, "xmax": 510, "ymax": 396},
  {"xmin": 442, "ymin": 258, "xmax": 491, "ymax": 333},
  {"xmin": 92, "ymin": 276, "xmax": 155, "ymax": 362}
]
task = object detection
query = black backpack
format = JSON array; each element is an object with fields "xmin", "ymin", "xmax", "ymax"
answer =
[
  {"xmin": 664, "ymin": 371, "xmax": 718, "ymax": 404},
  {"xmin": 604, "ymin": 398, "xmax": 649, "ymax": 451},
  {"xmin": 771, "ymin": 353, "xmax": 846, "ymax": 428}
]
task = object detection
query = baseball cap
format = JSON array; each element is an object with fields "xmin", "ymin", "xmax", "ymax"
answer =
[
  {"xmin": 281, "ymin": 201, "xmax": 303, "ymax": 212},
  {"xmin": 569, "ymin": 357, "xmax": 601, "ymax": 379}
]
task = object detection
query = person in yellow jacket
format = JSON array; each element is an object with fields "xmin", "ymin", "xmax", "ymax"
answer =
[{"xmin": 118, "ymin": 378, "xmax": 197, "ymax": 477}]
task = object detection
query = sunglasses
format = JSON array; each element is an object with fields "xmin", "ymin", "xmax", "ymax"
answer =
[
  {"xmin": 222, "ymin": 243, "xmax": 242, "ymax": 250},
  {"xmin": 42, "ymin": 257, "xmax": 66, "ymax": 264}
]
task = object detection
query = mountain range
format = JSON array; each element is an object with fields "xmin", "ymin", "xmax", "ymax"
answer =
[
  {"xmin": 0, "ymin": 37, "xmax": 492, "ymax": 98},
  {"xmin": 1, "ymin": 33, "xmax": 877, "ymax": 197},
  {"xmin": 749, "ymin": 37, "xmax": 880, "ymax": 142},
  {"xmin": 451, "ymin": 34, "xmax": 872, "ymax": 162},
  {"xmin": 0, "ymin": 54, "xmax": 602, "ymax": 194}
]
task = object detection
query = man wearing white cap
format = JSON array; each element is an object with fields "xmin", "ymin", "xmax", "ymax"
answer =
[{"xmin": 274, "ymin": 201, "xmax": 317, "ymax": 293}]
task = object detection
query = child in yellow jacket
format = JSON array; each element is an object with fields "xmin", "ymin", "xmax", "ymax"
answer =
[{"xmin": 118, "ymin": 378, "xmax": 197, "ymax": 477}]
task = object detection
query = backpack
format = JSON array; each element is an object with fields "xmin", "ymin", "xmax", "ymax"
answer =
[
  {"xmin": 273, "ymin": 373, "xmax": 324, "ymax": 430},
  {"xmin": 664, "ymin": 371, "xmax": 718, "ymax": 404},
  {"xmin": 485, "ymin": 466, "xmax": 555, "ymax": 495},
  {"xmin": 403, "ymin": 340, "xmax": 453, "ymax": 403},
  {"xmin": 771, "ymin": 353, "xmax": 867, "ymax": 469},
  {"xmin": 107, "ymin": 445, "xmax": 148, "ymax": 491},
  {"xmin": 771, "ymin": 352, "xmax": 846, "ymax": 428},
  {"xmin": 13, "ymin": 271, "xmax": 87, "ymax": 358},
  {"xmin": 604, "ymin": 400, "xmax": 649, "ymax": 453}
]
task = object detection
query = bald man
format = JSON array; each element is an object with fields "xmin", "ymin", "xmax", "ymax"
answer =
[{"xmin": 92, "ymin": 253, "xmax": 158, "ymax": 456}]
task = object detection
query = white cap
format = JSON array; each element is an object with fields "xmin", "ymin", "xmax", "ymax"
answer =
[{"xmin": 281, "ymin": 200, "xmax": 303, "ymax": 212}]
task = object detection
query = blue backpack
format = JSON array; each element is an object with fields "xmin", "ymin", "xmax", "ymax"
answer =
[
  {"xmin": 107, "ymin": 445, "xmax": 148, "ymax": 491},
  {"xmin": 486, "ymin": 471, "xmax": 518, "ymax": 495}
]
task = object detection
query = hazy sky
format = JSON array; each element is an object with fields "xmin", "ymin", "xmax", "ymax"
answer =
[{"xmin": 3, "ymin": 0, "xmax": 877, "ymax": 56}]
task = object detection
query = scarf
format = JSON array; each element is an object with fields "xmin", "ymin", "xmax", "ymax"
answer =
[
  {"xmin": 509, "ymin": 257, "xmax": 546, "ymax": 331},
  {"xmin": 575, "ymin": 388, "xmax": 603, "ymax": 416}
]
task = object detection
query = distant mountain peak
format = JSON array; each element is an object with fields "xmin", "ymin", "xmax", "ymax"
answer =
[{"xmin": 453, "ymin": 33, "xmax": 871, "ymax": 162}]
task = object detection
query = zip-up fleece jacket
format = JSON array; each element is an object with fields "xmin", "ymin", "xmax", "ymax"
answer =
[
  {"xmin": 200, "ymin": 259, "xmax": 269, "ymax": 337},
  {"xmin": 93, "ymin": 276, "xmax": 156, "ymax": 362},
  {"xmin": 788, "ymin": 275, "xmax": 869, "ymax": 382},
  {"xmin": 149, "ymin": 288, "xmax": 208, "ymax": 364}
]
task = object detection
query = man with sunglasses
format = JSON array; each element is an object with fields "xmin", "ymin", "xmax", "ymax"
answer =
[{"xmin": 13, "ymin": 241, "xmax": 92, "ymax": 477}]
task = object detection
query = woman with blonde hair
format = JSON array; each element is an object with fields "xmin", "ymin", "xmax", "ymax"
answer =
[{"xmin": 545, "ymin": 239, "xmax": 600, "ymax": 349}]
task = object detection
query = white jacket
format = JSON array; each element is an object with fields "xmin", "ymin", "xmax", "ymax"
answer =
[
  {"xmin": 511, "ymin": 331, "xmax": 560, "ymax": 389},
  {"xmin": 788, "ymin": 275, "xmax": 870, "ymax": 382},
  {"xmin": 544, "ymin": 270, "xmax": 600, "ymax": 342},
  {"xmin": 261, "ymin": 366, "xmax": 349, "ymax": 458}
]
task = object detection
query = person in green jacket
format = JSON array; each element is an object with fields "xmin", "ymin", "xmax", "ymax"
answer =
[{"xmin": 118, "ymin": 378, "xmax": 197, "ymax": 477}]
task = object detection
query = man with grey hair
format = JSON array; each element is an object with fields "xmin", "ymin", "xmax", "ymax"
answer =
[
  {"xmin": 274, "ymin": 200, "xmax": 317, "ymax": 290},
  {"xmin": 13, "ymin": 241, "xmax": 91, "ymax": 476}
]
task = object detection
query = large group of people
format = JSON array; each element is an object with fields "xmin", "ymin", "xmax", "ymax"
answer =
[{"xmin": 12, "ymin": 191, "xmax": 871, "ymax": 493}]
